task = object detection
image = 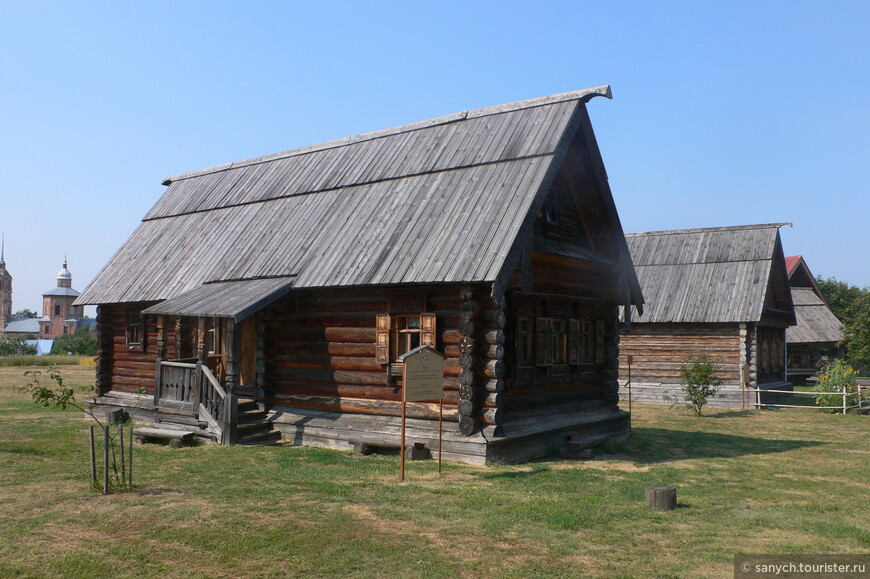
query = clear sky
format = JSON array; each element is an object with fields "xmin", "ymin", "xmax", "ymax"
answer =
[{"xmin": 1, "ymin": 0, "xmax": 868, "ymax": 315}]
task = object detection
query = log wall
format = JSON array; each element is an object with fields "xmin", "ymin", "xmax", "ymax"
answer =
[
  {"xmin": 618, "ymin": 323, "xmax": 743, "ymax": 385},
  {"xmin": 99, "ymin": 302, "xmax": 161, "ymax": 394},
  {"xmin": 263, "ymin": 284, "xmax": 491, "ymax": 429}
]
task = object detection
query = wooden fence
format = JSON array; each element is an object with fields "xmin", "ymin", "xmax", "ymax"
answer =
[{"xmin": 747, "ymin": 383, "xmax": 870, "ymax": 414}]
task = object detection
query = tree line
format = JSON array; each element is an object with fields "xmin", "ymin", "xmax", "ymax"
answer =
[{"xmin": 816, "ymin": 276, "xmax": 870, "ymax": 371}]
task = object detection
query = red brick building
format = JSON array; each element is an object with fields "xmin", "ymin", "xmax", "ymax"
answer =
[{"xmin": 39, "ymin": 259, "xmax": 85, "ymax": 338}]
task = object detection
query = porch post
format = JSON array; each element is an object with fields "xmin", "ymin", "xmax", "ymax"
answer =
[
  {"xmin": 154, "ymin": 315, "xmax": 166, "ymax": 406},
  {"xmin": 196, "ymin": 317, "xmax": 206, "ymax": 362},
  {"xmin": 225, "ymin": 319, "xmax": 239, "ymax": 395}
]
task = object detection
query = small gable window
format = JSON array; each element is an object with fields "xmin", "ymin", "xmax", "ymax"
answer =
[{"xmin": 126, "ymin": 312, "xmax": 144, "ymax": 351}]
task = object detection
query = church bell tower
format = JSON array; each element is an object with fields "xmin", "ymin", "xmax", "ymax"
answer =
[{"xmin": 0, "ymin": 235, "xmax": 12, "ymax": 332}]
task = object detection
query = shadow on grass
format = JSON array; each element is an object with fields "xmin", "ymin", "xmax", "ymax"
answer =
[
  {"xmin": 621, "ymin": 427, "xmax": 823, "ymax": 464},
  {"xmin": 708, "ymin": 410, "xmax": 756, "ymax": 418},
  {"xmin": 479, "ymin": 465, "xmax": 551, "ymax": 480}
]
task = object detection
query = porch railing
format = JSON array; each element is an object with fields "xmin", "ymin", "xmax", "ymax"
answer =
[{"xmin": 154, "ymin": 360, "xmax": 237, "ymax": 444}]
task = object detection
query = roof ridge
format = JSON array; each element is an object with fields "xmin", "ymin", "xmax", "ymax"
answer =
[
  {"xmin": 625, "ymin": 222, "xmax": 792, "ymax": 237},
  {"xmin": 162, "ymin": 86, "xmax": 611, "ymax": 185}
]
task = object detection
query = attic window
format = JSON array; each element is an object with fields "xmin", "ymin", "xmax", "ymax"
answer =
[{"xmin": 126, "ymin": 312, "xmax": 144, "ymax": 351}]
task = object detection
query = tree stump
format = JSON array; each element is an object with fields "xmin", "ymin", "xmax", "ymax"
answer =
[{"xmin": 645, "ymin": 486, "xmax": 677, "ymax": 511}]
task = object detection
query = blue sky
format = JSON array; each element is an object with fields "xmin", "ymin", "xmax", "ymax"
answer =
[{"xmin": 1, "ymin": 0, "xmax": 868, "ymax": 314}]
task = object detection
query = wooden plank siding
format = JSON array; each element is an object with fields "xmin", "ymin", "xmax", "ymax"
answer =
[{"xmin": 618, "ymin": 323, "xmax": 743, "ymax": 385}]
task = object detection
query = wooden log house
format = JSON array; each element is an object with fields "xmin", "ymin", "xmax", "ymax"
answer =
[
  {"xmin": 75, "ymin": 86, "xmax": 644, "ymax": 464},
  {"xmin": 618, "ymin": 224, "xmax": 796, "ymax": 408},
  {"xmin": 783, "ymin": 256, "xmax": 844, "ymax": 383}
]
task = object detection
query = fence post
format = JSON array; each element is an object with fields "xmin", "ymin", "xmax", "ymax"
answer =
[{"xmin": 843, "ymin": 383, "xmax": 847, "ymax": 415}]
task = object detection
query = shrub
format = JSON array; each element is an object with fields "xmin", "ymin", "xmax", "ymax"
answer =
[
  {"xmin": 674, "ymin": 352, "xmax": 724, "ymax": 416},
  {"xmin": 51, "ymin": 326, "xmax": 98, "ymax": 356},
  {"xmin": 814, "ymin": 359, "xmax": 859, "ymax": 413}
]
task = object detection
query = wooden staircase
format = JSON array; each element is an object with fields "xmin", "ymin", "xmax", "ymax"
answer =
[
  {"xmin": 153, "ymin": 398, "xmax": 281, "ymax": 445},
  {"xmin": 153, "ymin": 360, "xmax": 281, "ymax": 445},
  {"xmin": 234, "ymin": 398, "xmax": 282, "ymax": 446}
]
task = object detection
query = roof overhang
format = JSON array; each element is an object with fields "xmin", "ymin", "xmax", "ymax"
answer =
[{"xmin": 142, "ymin": 277, "xmax": 295, "ymax": 322}]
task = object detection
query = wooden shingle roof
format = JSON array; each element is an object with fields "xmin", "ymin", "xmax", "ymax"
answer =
[
  {"xmin": 787, "ymin": 288, "xmax": 844, "ymax": 344},
  {"xmin": 623, "ymin": 223, "xmax": 795, "ymax": 324},
  {"xmin": 77, "ymin": 86, "xmax": 640, "ymax": 309},
  {"xmin": 784, "ymin": 256, "xmax": 844, "ymax": 345}
]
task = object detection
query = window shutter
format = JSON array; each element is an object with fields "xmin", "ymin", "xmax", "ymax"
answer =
[
  {"xmin": 376, "ymin": 314, "xmax": 391, "ymax": 364},
  {"xmin": 568, "ymin": 319, "xmax": 580, "ymax": 365},
  {"xmin": 536, "ymin": 317, "xmax": 553, "ymax": 367},
  {"xmin": 421, "ymin": 313, "xmax": 436, "ymax": 347},
  {"xmin": 595, "ymin": 319, "xmax": 606, "ymax": 365}
]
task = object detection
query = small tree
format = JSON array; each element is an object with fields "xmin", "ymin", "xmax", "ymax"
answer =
[
  {"xmin": 20, "ymin": 367, "xmax": 134, "ymax": 492},
  {"xmin": 674, "ymin": 352, "xmax": 724, "ymax": 416},
  {"xmin": 51, "ymin": 325, "xmax": 98, "ymax": 356},
  {"xmin": 814, "ymin": 359, "xmax": 859, "ymax": 413},
  {"xmin": 13, "ymin": 308, "xmax": 38, "ymax": 319}
]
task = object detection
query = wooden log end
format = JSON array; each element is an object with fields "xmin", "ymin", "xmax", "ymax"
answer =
[{"xmin": 458, "ymin": 416, "xmax": 480, "ymax": 436}]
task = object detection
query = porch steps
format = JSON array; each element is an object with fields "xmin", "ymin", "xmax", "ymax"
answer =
[{"xmin": 235, "ymin": 399, "xmax": 282, "ymax": 446}]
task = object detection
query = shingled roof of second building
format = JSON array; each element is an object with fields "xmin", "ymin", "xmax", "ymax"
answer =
[
  {"xmin": 624, "ymin": 223, "xmax": 795, "ymax": 324},
  {"xmin": 77, "ymin": 86, "xmax": 641, "ymax": 308}
]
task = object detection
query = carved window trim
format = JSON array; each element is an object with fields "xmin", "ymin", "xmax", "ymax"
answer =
[
  {"xmin": 375, "ymin": 313, "xmax": 436, "ymax": 364},
  {"xmin": 126, "ymin": 311, "xmax": 144, "ymax": 351}
]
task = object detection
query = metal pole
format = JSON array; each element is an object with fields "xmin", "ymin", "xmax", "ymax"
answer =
[
  {"xmin": 89, "ymin": 425, "xmax": 97, "ymax": 486},
  {"xmin": 128, "ymin": 425, "xmax": 133, "ymax": 487},
  {"xmin": 627, "ymin": 354, "xmax": 633, "ymax": 432},
  {"xmin": 438, "ymin": 398, "xmax": 443, "ymax": 474},
  {"xmin": 400, "ymin": 366, "xmax": 406, "ymax": 482},
  {"xmin": 120, "ymin": 426, "xmax": 125, "ymax": 485},
  {"xmin": 103, "ymin": 426, "xmax": 110, "ymax": 494}
]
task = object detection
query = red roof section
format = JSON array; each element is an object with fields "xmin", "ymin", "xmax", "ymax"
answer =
[{"xmin": 785, "ymin": 255, "xmax": 802, "ymax": 276}]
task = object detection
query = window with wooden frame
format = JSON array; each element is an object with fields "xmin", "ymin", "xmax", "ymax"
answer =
[
  {"xmin": 54, "ymin": 304, "xmax": 61, "ymax": 316},
  {"xmin": 568, "ymin": 319, "xmax": 581, "ymax": 365},
  {"xmin": 516, "ymin": 315, "xmax": 533, "ymax": 366},
  {"xmin": 552, "ymin": 318, "xmax": 567, "ymax": 364},
  {"xmin": 581, "ymin": 319, "xmax": 595, "ymax": 363},
  {"xmin": 204, "ymin": 317, "xmax": 222, "ymax": 357},
  {"xmin": 536, "ymin": 317, "xmax": 553, "ymax": 367},
  {"xmin": 596, "ymin": 319, "xmax": 606, "ymax": 365},
  {"xmin": 375, "ymin": 313, "xmax": 436, "ymax": 364},
  {"xmin": 126, "ymin": 311, "xmax": 144, "ymax": 351}
]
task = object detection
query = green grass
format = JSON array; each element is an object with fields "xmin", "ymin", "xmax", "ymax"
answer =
[{"xmin": 1, "ymin": 366, "xmax": 868, "ymax": 578}]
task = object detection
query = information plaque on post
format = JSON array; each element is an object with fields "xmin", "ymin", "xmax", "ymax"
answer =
[{"xmin": 398, "ymin": 345, "xmax": 445, "ymax": 481}]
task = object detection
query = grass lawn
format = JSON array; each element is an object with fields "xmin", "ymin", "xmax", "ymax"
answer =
[{"xmin": 1, "ymin": 366, "xmax": 868, "ymax": 578}]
